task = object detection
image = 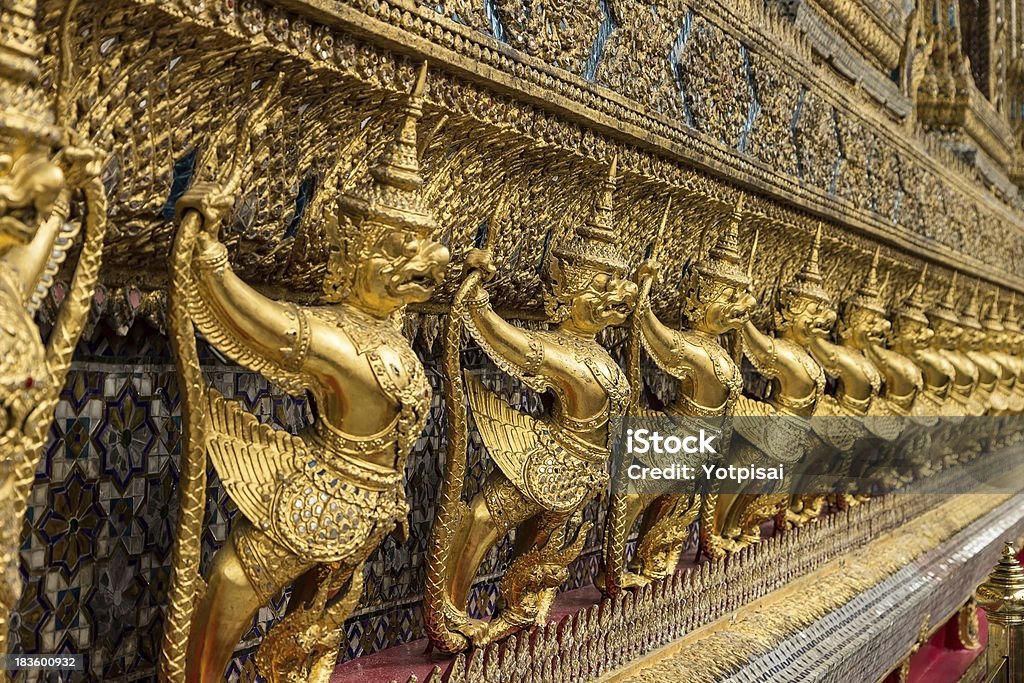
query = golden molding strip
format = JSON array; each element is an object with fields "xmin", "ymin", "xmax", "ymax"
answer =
[
  {"xmin": 605, "ymin": 491, "xmax": 1023, "ymax": 682},
  {"xmin": 299, "ymin": 472, "xmax": 1007, "ymax": 683}
]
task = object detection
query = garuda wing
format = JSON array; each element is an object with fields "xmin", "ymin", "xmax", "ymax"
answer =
[
  {"xmin": 465, "ymin": 374, "xmax": 604, "ymax": 513},
  {"xmin": 732, "ymin": 395, "xmax": 809, "ymax": 464},
  {"xmin": 204, "ymin": 388, "xmax": 308, "ymax": 530}
]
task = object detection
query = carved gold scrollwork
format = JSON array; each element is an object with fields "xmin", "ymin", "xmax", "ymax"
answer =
[{"xmin": 675, "ymin": 14, "xmax": 751, "ymax": 148}]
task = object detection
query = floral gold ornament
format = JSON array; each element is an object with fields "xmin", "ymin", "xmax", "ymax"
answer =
[
  {"xmin": 160, "ymin": 63, "xmax": 450, "ymax": 683},
  {"xmin": 425, "ymin": 156, "xmax": 636, "ymax": 652},
  {"xmin": 0, "ymin": 0, "xmax": 107, "ymax": 668}
]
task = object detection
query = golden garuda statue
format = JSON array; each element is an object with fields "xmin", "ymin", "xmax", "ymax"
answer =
[
  {"xmin": 702, "ymin": 226, "xmax": 827, "ymax": 556},
  {"xmin": 1006, "ymin": 299, "xmax": 1024, "ymax": 414},
  {"xmin": 869, "ymin": 267, "xmax": 931, "ymax": 419},
  {"xmin": 602, "ymin": 198, "xmax": 755, "ymax": 593},
  {"xmin": 961, "ymin": 282, "xmax": 1005, "ymax": 414},
  {"xmin": 0, "ymin": 0, "xmax": 107, "ymax": 667},
  {"xmin": 787, "ymin": 246, "xmax": 904, "ymax": 518},
  {"xmin": 987, "ymin": 293, "xmax": 1024, "ymax": 416},
  {"xmin": 159, "ymin": 65, "xmax": 451, "ymax": 683},
  {"xmin": 927, "ymin": 273, "xmax": 984, "ymax": 417},
  {"xmin": 892, "ymin": 267, "xmax": 957, "ymax": 418},
  {"xmin": 425, "ymin": 158, "xmax": 637, "ymax": 652}
]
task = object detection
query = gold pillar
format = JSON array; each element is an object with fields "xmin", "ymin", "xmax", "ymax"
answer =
[{"xmin": 976, "ymin": 542, "xmax": 1024, "ymax": 682}]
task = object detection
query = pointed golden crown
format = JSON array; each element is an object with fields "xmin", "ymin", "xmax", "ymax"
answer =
[
  {"xmin": 0, "ymin": 0, "xmax": 59, "ymax": 146},
  {"xmin": 982, "ymin": 289, "xmax": 1004, "ymax": 332},
  {"xmin": 336, "ymin": 63, "xmax": 437, "ymax": 236},
  {"xmin": 692, "ymin": 195, "xmax": 749, "ymax": 287},
  {"xmin": 550, "ymin": 155, "xmax": 627, "ymax": 274},
  {"xmin": 927, "ymin": 271, "xmax": 960, "ymax": 325},
  {"xmin": 897, "ymin": 265, "xmax": 930, "ymax": 324},
  {"xmin": 958, "ymin": 279, "xmax": 983, "ymax": 330},
  {"xmin": 846, "ymin": 246, "xmax": 887, "ymax": 315},
  {"xmin": 781, "ymin": 223, "xmax": 831, "ymax": 304},
  {"xmin": 1003, "ymin": 293, "xmax": 1021, "ymax": 334}
]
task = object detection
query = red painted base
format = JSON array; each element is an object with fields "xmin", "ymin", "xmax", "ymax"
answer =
[{"xmin": 883, "ymin": 609, "xmax": 988, "ymax": 683}]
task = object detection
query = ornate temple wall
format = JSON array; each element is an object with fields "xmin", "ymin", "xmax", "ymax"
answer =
[{"xmin": 7, "ymin": 0, "xmax": 1024, "ymax": 680}]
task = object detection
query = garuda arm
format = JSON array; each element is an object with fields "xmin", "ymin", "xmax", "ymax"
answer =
[
  {"xmin": 462, "ymin": 280, "xmax": 550, "ymax": 392},
  {"xmin": 0, "ymin": 191, "xmax": 72, "ymax": 309},
  {"xmin": 187, "ymin": 226, "xmax": 310, "ymax": 396},
  {"xmin": 740, "ymin": 320, "xmax": 780, "ymax": 381},
  {"xmin": 636, "ymin": 301, "xmax": 694, "ymax": 380}
]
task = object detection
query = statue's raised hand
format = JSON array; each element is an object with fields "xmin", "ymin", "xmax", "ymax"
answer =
[
  {"xmin": 464, "ymin": 248, "xmax": 496, "ymax": 282},
  {"xmin": 637, "ymin": 257, "xmax": 661, "ymax": 286},
  {"xmin": 175, "ymin": 181, "xmax": 235, "ymax": 234},
  {"xmin": 61, "ymin": 144, "xmax": 104, "ymax": 188}
]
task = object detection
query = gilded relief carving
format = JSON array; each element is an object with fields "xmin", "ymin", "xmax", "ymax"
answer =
[
  {"xmin": 836, "ymin": 117, "xmax": 876, "ymax": 208},
  {"xmin": 794, "ymin": 90, "xmax": 841, "ymax": 189},
  {"xmin": 869, "ymin": 145, "xmax": 903, "ymax": 221},
  {"xmin": 676, "ymin": 15, "xmax": 751, "ymax": 147},
  {"xmin": 596, "ymin": 1, "xmax": 684, "ymax": 118},
  {"xmin": 423, "ymin": 0, "xmax": 492, "ymax": 34},
  {"xmin": 32, "ymin": 0, "xmax": 1024, "ymax": 298},
  {"xmin": 493, "ymin": 0, "xmax": 604, "ymax": 75},
  {"xmin": 745, "ymin": 53, "xmax": 801, "ymax": 176}
]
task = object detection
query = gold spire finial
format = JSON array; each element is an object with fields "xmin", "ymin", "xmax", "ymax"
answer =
[
  {"xmin": 585, "ymin": 153, "xmax": 618, "ymax": 235},
  {"xmin": 975, "ymin": 542, "xmax": 1024, "ymax": 619},
  {"xmin": 943, "ymin": 272, "xmax": 959, "ymax": 307},
  {"xmin": 781, "ymin": 223, "xmax": 830, "ymax": 304},
  {"xmin": 928, "ymin": 271, "xmax": 960, "ymax": 324},
  {"xmin": 691, "ymin": 194, "xmax": 749, "ymax": 287},
  {"xmin": 867, "ymin": 246, "xmax": 880, "ymax": 290},
  {"xmin": 898, "ymin": 265, "xmax": 930, "ymax": 324},
  {"xmin": 370, "ymin": 62, "xmax": 429, "ymax": 192},
  {"xmin": 550, "ymin": 156, "xmax": 627, "ymax": 275},
  {"xmin": 847, "ymin": 246, "xmax": 886, "ymax": 314},
  {"xmin": 731, "ymin": 192, "xmax": 745, "ymax": 221},
  {"xmin": 337, "ymin": 62, "xmax": 437, "ymax": 237},
  {"xmin": 982, "ymin": 288, "xmax": 1004, "ymax": 332},
  {"xmin": 1003, "ymin": 292, "xmax": 1021, "ymax": 334},
  {"xmin": 960, "ymin": 279, "xmax": 982, "ymax": 330}
]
